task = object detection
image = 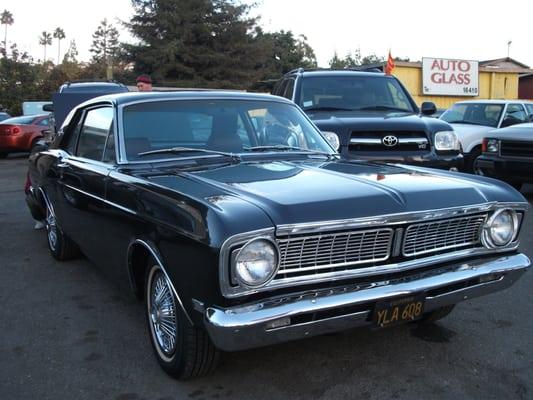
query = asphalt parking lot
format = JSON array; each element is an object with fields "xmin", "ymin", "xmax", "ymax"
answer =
[{"xmin": 1, "ymin": 154, "xmax": 532, "ymax": 400}]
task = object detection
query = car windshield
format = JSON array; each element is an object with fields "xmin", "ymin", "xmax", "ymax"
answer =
[
  {"xmin": 298, "ymin": 75, "xmax": 415, "ymax": 113},
  {"xmin": 0, "ymin": 115, "xmax": 41, "ymax": 125},
  {"xmin": 122, "ymin": 99, "xmax": 335, "ymax": 161},
  {"xmin": 441, "ymin": 103, "xmax": 504, "ymax": 128}
]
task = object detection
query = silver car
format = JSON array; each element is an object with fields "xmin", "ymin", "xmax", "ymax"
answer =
[{"xmin": 441, "ymin": 100, "xmax": 533, "ymax": 171}]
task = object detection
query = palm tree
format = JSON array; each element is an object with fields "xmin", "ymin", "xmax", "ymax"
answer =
[
  {"xmin": 38, "ymin": 31, "xmax": 52, "ymax": 62},
  {"xmin": 1, "ymin": 10, "xmax": 14, "ymax": 57},
  {"xmin": 53, "ymin": 27, "xmax": 65, "ymax": 64}
]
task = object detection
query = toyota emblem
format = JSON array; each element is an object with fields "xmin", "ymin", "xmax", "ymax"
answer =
[{"xmin": 382, "ymin": 135, "xmax": 399, "ymax": 147}]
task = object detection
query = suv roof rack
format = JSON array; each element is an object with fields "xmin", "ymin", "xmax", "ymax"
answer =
[
  {"xmin": 285, "ymin": 66, "xmax": 384, "ymax": 75},
  {"xmin": 62, "ymin": 79, "xmax": 126, "ymax": 86}
]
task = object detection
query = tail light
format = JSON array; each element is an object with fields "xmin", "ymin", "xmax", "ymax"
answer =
[{"xmin": 0, "ymin": 125, "xmax": 20, "ymax": 135}]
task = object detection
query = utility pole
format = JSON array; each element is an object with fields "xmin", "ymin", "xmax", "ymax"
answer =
[{"xmin": 507, "ymin": 40, "xmax": 512, "ymax": 58}]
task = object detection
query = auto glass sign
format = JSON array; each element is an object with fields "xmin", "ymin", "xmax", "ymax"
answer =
[{"xmin": 422, "ymin": 58, "xmax": 479, "ymax": 96}]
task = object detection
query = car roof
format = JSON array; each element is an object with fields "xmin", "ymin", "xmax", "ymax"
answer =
[
  {"xmin": 79, "ymin": 90, "xmax": 296, "ymax": 107},
  {"xmin": 0, "ymin": 114, "xmax": 48, "ymax": 124},
  {"xmin": 59, "ymin": 81, "xmax": 128, "ymax": 93}
]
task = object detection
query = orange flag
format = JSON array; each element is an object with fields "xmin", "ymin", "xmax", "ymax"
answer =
[{"xmin": 385, "ymin": 50, "xmax": 395, "ymax": 75}]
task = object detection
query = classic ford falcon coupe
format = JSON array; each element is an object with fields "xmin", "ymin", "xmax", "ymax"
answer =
[{"xmin": 25, "ymin": 91, "xmax": 530, "ymax": 379}]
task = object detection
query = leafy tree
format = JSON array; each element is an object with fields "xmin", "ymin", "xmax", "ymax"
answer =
[
  {"xmin": 1, "ymin": 10, "xmax": 14, "ymax": 57},
  {"xmin": 0, "ymin": 51, "xmax": 44, "ymax": 115},
  {"xmin": 38, "ymin": 31, "xmax": 52, "ymax": 62},
  {"xmin": 328, "ymin": 48, "xmax": 385, "ymax": 69},
  {"xmin": 125, "ymin": 0, "xmax": 267, "ymax": 88},
  {"xmin": 53, "ymin": 27, "xmax": 66, "ymax": 65},
  {"xmin": 254, "ymin": 29, "xmax": 317, "ymax": 78}
]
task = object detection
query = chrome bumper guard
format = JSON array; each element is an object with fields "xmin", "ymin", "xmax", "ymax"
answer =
[{"xmin": 205, "ymin": 253, "xmax": 530, "ymax": 351}]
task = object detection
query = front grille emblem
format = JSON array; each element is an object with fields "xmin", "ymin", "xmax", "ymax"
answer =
[{"xmin": 382, "ymin": 135, "xmax": 399, "ymax": 147}]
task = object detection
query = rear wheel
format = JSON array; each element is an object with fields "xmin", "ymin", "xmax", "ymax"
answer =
[
  {"xmin": 44, "ymin": 198, "xmax": 80, "ymax": 260},
  {"xmin": 145, "ymin": 262, "xmax": 219, "ymax": 379}
]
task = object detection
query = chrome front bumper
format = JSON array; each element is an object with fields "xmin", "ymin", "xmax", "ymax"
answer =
[{"xmin": 204, "ymin": 253, "xmax": 530, "ymax": 351}]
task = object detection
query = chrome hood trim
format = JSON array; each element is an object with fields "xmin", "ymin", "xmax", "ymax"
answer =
[{"xmin": 276, "ymin": 201, "xmax": 528, "ymax": 235}]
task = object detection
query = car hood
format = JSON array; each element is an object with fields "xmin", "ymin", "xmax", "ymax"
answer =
[
  {"xmin": 450, "ymin": 123, "xmax": 495, "ymax": 135},
  {"xmin": 487, "ymin": 123, "xmax": 533, "ymax": 141},
  {"xmin": 146, "ymin": 159, "xmax": 523, "ymax": 226}
]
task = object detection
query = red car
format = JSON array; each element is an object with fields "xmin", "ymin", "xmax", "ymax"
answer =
[{"xmin": 0, "ymin": 114, "xmax": 50, "ymax": 158}]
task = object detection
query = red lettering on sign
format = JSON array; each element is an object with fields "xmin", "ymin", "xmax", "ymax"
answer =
[{"xmin": 458, "ymin": 61, "xmax": 470, "ymax": 72}]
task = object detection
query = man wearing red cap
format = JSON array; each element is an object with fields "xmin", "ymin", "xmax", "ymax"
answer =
[{"xmin": 136, "ymin": 74, "xmax": 153, "ymax": 92}]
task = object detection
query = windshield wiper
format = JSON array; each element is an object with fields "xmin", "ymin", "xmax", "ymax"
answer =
[
  {"xmin": 245, "ymin": 145, "xmax": 336, "ymax": 158},
  {"xmin": 358, "ymin": 105, "xmax": 410, "ymax": 112},
  {"xmin": 304, "ymin": 106, "xmax": 355, "ymax": 112},
  {"xmin": 137, "ymin": 146, "xmax": 241, "ymax": 162}
]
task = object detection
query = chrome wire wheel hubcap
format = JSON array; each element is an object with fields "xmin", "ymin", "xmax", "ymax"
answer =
[
  {"xmin": 45, "ymin": 206, "xmax": 58, "ymax": 251},
  {"xmin": 149, "ymin": 269, "xmax": 177, "ymax": 357}
]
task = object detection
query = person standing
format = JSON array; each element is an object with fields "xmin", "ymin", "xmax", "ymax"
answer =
[{"xmin": 136, "ymin": 74, "xmax": 153, "ymax": 92}]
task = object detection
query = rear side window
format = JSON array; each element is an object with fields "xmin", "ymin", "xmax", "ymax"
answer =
[{"xmin": 77, "ymin": 107, "xmax": 114, "ymax": 161}]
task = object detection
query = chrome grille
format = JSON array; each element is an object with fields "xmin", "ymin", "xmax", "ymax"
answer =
[
  {"xmin": 276, "ymin": 228, "xmax": 393, "ymax": 277},
  {"xmin": 403, "ymin": 214, "xmax": 486, "ymax": 257},
  {"xmin": 349, "ymin": 130, "xmax": 430, "ymax": 152}
]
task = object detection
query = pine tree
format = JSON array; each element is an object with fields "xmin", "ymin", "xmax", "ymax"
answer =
[
  {"xmin": 62, "ymin": 40, "xmax": 79, "ymax": 64},
  {"xmin": 125, "ymin": 0, "xmax": 264, "ymax": 88},
  {"xmin": 90, "ymin": 19, "xmax": 119, "ymax": 68}
]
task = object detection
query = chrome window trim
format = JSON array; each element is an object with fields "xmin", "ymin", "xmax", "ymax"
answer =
[{"xmin": 115, "ymin": 96, "xmax": 313, "ymax": 164}]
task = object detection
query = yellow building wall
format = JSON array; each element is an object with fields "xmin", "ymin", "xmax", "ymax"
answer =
[{"xmin": 393, "ymin": 66, "xmax": 519, "ymax": 109}]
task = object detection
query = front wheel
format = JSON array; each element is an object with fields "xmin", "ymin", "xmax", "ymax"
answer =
[
  {"xmin": 465, "ymin": 148, "xmax": 481, "ymax": 173},
  {"xmin": 145, "ymin": 262, "xmax": 219, "ymax": 379}
]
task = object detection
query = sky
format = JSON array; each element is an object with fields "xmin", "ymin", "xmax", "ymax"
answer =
[{"xmin": 3, "ymin": 0, "xmax": 533, "ymax": 68}]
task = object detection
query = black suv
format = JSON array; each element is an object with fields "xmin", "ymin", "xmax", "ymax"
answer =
[
  {"xmin": 273, "ymin": 69, "xmax": 462, "ymax": 169},
  {"xmin": 50, "ymin": 81, "xmax": 129, "ymax": 131}
]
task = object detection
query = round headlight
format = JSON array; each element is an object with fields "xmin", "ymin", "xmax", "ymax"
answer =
[
  {"xmin": 435, "ymin": 131, "xmax": 459, "ymax": 151},
  {"xmin": 483, "ymin": 209, "xmax": 518, "ymax": 248},
  {"xmin": 321, "ymin": 131, "xmax": 340, "ymax": 151},
  {"xmin": 234, "ymin": 238, "xmax": 279, "ymax": 287}
]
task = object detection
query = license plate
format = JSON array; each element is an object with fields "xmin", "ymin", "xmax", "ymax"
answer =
[{"xmin": 372, "ymin": 294, "xmax": 425, "ymax": 328}]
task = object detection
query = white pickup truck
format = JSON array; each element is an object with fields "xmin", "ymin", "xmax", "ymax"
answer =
[{"xmin": 441, "ymin": 99, "xmax": 533, "ymax": 171}]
